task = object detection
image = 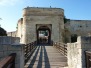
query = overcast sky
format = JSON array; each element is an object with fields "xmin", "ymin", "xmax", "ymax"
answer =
[{"xmin": 0, "ymin": 0, "xmax": 91, "ymax": 32}]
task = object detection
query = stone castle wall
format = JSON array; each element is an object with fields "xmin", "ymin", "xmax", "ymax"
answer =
[{"xmin": 65, "ymin": 20, "xmax": 91, "ymax": 36}]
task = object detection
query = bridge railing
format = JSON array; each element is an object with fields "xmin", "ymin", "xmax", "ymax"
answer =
[
  {"xmin": 53, "ymin": 42, "xmax": 67, "ymax": 56},
  {"xmin": 85, "ymin": 51, "xmax": 91, "ymax": 68},
  {"xmin": 0, "ymin": 53, "xmax": 16, "ymax": 68},
  {"xmin": 24, "ymin": 41, "xmax": 37, "ymax": 64}
]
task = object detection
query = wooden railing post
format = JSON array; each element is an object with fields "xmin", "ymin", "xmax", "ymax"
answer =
[
  {"xmin": 85, "ymin": 51, "xmax": 91, "ymax": 68},
  {"xmin": 9, "ymin": 53, "xmax": 16, "ymax": 68},
  {"xmin": 24, "ymin": 41, "xmax": 37, "ymax": 64},
  {"xmin": 53, "ymin": 42, "xmax": 67, "ymax": 56}
]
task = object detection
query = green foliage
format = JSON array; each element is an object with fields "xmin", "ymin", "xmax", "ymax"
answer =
[
  {"xmin": 64, "ymin": 16, "xmax": 70, "ymax": 24},
  {"xmin": 0, "ymin": 27, "xmax": 7, "ymax": 36},
  {"xmin": 64, "ymin": 17, "xmax": 67, "ymax": 24}
]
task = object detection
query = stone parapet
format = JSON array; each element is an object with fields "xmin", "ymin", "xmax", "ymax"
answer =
[
  {"xmin": 67, "ymin": 36, "xmax": 91, "ymax": 68},
  {"xmin": 23, "ymin": 7, "xmax": 64, "ymax": 16},
  {"xmin": 0, "ymin": 36, "xmax": 20, "ymax": 45}
]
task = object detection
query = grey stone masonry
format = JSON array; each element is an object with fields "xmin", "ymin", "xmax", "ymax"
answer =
[
  {"xmin": 0, "ymin": 36, "xmax": 25, "ymax": 68},
  {"xmin": 67, "ymin": 36, "xmax": 91, "ymax": 68},
  {"xmin": 0, "ymin": 36, "xmax": 20, "ymax": 45}
]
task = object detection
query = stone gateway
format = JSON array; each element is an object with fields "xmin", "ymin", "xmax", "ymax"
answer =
[
  {"xmin": 17, "ymin": 7, "xmax": 64, "ymax": 44},
  {"xmin": 9, "ymin": 7, "xmax": 91, "ymax": 44}
]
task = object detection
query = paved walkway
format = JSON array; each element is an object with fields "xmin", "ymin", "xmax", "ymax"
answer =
[{"xmin": 24, "ymin": 46, "xmax": 68, "ymax": 68}]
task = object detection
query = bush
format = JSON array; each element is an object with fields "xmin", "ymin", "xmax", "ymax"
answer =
[
  {"xmin": 64, "ymin": 16, "xmax": 70, "ymax": 24},
  {"xmin": 0, "ymin": 27, "xmax": 7, "ymax": 36}
]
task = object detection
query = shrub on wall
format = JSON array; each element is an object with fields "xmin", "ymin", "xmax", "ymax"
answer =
[{"xmin": 64, "ymin": 16, "xmax": 70, "ymax": 24}]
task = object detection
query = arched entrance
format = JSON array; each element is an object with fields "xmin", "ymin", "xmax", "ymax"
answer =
[{"xmin": 36, "ymin": 25, "xmax": 51, "ymax": 44}]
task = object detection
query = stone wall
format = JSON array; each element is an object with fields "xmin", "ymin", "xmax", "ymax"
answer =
[
  {"xmin": 67, "ymin": 36, "xmax": 91, "ymax": 68},
  {"xmin": 0, "ymin": 36, "xmax": 24, "ymax": 68},
  {"xmin": 7, "ymin": 31, "xmax": 17, "ymax": 37},
  {"xmin": 65, "ymin": 20, "xmax": 91, "ymax": 36},
  {"xmin": 64, "ymin": 20, "xmax": 91, "ymax": 43}
]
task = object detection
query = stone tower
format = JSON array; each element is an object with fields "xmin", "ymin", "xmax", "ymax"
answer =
[{"xmin": 18, "ymin": 7, "xmax": 64, "ymax": 44}]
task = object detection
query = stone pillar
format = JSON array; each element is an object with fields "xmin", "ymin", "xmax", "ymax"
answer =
[
  {"xmin": 0, "ymin": 36, "xmax": 25, "ymax": 68},
  {"xmin": 67, "ymin": 43, "xmax": 78, "ymax": 68},
  {"xmin": 67, "ymin": 36, "xmax": 91, "ymax": 68},
  {"xmin": 0, "ymin": 44, "xmax": 25, "ymax": 68}
]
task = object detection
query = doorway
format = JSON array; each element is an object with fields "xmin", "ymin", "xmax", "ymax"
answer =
[{"xmin": 36, "ymin": 25, "xmax": 51, "ymax": 44}]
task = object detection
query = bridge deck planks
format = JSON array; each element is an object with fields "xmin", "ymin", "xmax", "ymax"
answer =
[{"xmin": 24, "ymin": 46, "xmax": 68, "ymax": 68}]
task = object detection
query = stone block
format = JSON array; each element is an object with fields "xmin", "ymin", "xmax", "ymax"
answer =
[
  {"xmin": 3, "ymin": 51, "xmax": 12, "ymax": 57},
  {"xmin": 2, "ymin": 36, "xmax": 12, "ymax": 44},
  {"xmin": 15, "ymin": 63, "xmax": 20, "ymax": 68},
  {"xmin": 0, "ymin": 51, "xmax": 3, "ymax": 56},
  {"xmin": 3, "ymin": 45, "xmax": 8, "ymax": 51},
  {"xmin": 80, "ymin": 36, "xmax": 91, "ymax": 44},
  {"xmin": 0, "ymin": 45, "xmax": 3, "ymax": 51},
  {"xmin": 0, "ymin": 51, "xmax": 4, "ymax": 60},
  {"xmin": 0, "ymin": 37, "xmax": 3, "ymax": 44},
  {"xmin": 0, "ymin": 36, "xmax": 20, "ymax": 45},
  {"xmin": 7, "ymin": 44, "xmax": 23, "ymax": 51}
]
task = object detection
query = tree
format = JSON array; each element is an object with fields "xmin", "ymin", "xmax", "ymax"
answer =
[
  {"xmin": 0, "ymin": 27, "xmax": 7, "ymax": 36},
  {"xmin": 64, "ymin": 16, "xmax": 70, "ymax": 24}
]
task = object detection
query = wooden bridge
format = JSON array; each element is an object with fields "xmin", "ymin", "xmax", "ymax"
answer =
[{"xmin": 24, "ymin": 45, "xmax": 67, "ymax": 68}]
